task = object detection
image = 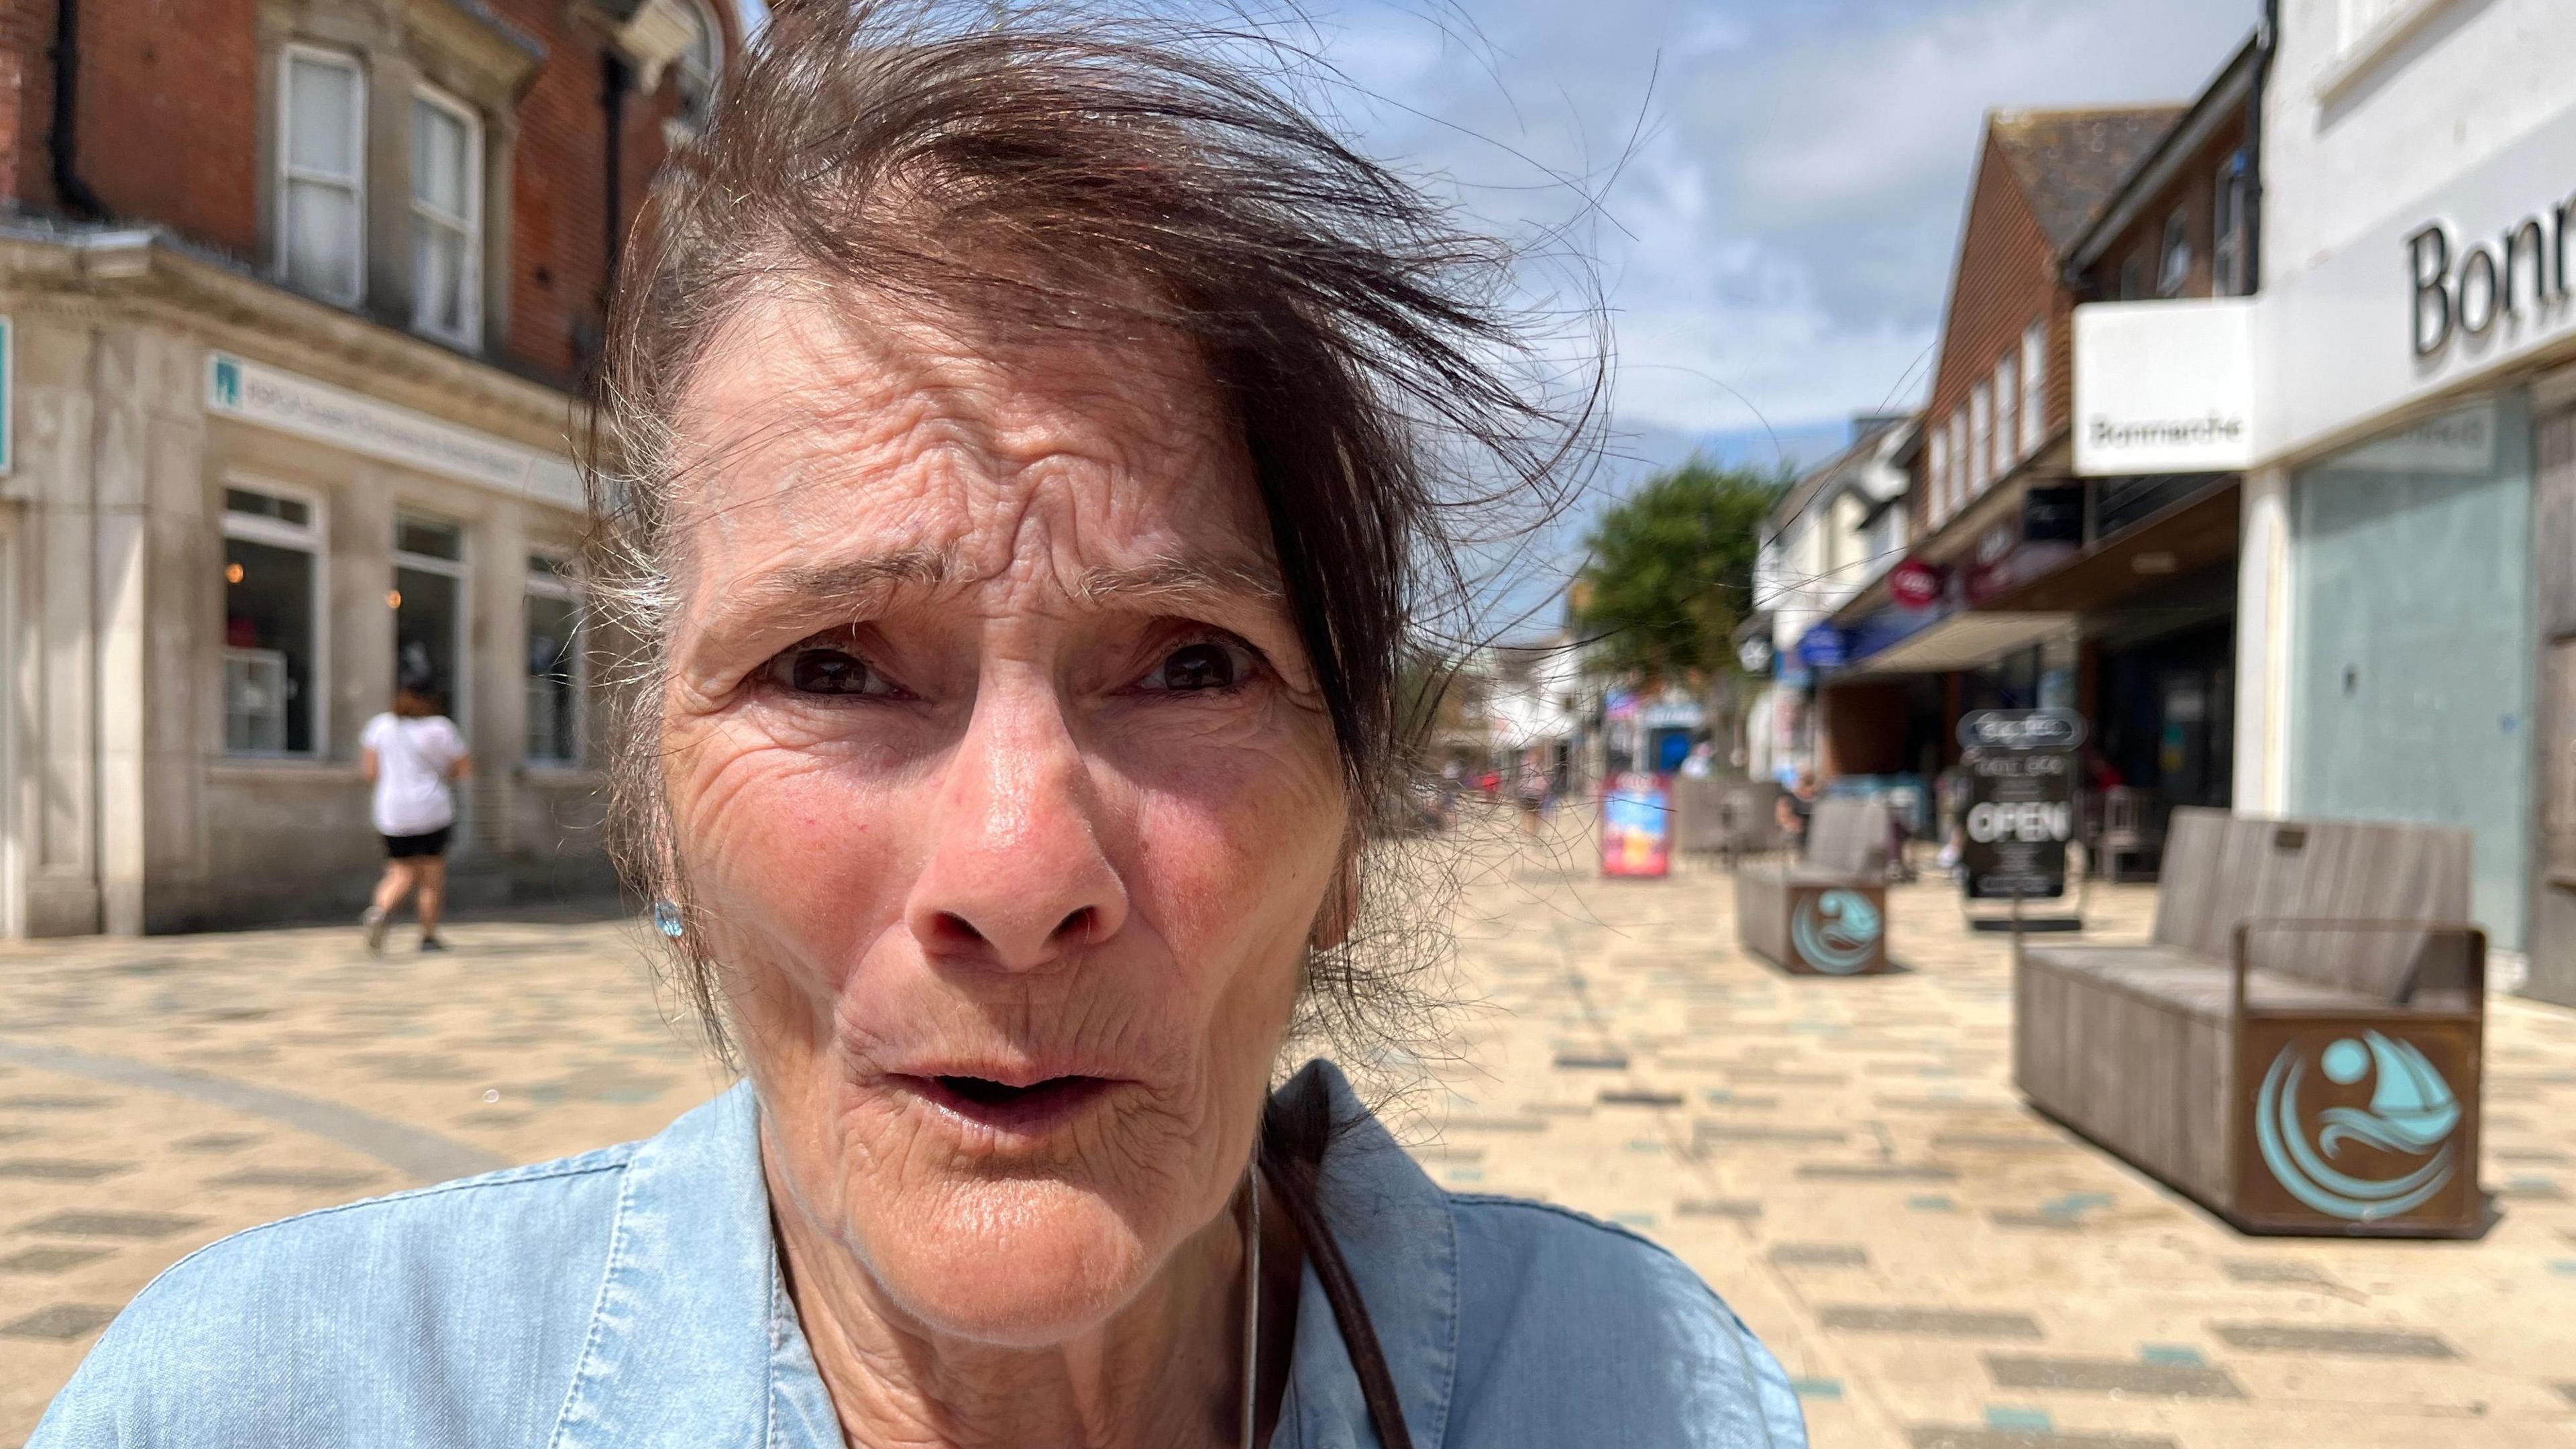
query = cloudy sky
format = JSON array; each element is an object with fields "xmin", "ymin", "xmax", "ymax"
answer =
[
  {"xmin": 1303, "ymin": 0, "xmax": 2261, "ymax": 474},
  {"xmin": 735, "ymin": 0, "xmax": 2258, "ymax": 629}
]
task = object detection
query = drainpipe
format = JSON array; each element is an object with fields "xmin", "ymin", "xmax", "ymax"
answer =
[
  {"xmin": 2246, "ymin": 0, "xmax": 2275, "ymax": 296},
  {"xmin": 600, "ymin": 50, "xmax": 629, "ymax": 291},
  {"xmin": 50, "ymin": 0, "xmax": 107, "ymax": 219}
]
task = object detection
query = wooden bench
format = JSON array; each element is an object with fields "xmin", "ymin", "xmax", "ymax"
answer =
[
  {"xmin": 1674, "ymin": 777, "xmax": 1785, "ymax": 865},
  {"xmin": 2017, "ymin": 808, "xmax": 2489, "ymax": 1237},
  {"xmin": 1735, "ymin": 797, "xmax": 1891, "ymax": 975}
]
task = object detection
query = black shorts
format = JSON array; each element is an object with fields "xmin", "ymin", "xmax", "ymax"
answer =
[{"xmin": 382, "ymin": 827, "xmax": 451, "ymax": 860}]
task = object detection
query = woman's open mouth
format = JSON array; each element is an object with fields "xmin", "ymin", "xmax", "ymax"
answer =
[{"xmin": 897, "ymin": 1073, "xmax": 1116, "ymax": 1134}]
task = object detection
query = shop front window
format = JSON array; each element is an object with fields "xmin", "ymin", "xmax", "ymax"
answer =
[
  {"xmin": 223, "ymin": 485, "xmax": 325, "ymax": 755},
  {"xmin": 526, "ymin": 553, "xmax": 580, "ymax": 764},
  {"xmin": 2292, "ymin": 394, "xmax": 2534, "ymax": 947},
  {"xmin": 392, "ymin": 513, "xmax": 468, "ymax": 720}
]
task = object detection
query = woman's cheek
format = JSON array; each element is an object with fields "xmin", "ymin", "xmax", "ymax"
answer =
[{"xmin": 683, "ymin": 736, "xmax": 912, "ymax": 971}]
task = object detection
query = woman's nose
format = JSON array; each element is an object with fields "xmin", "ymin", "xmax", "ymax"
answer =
[{"xmin": 902, "ymin": 685, "xmax": 1130, "ymax": 971}]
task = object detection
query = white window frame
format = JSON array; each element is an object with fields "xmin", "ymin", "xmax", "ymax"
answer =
[
  {"xmin": 221, "ymin": 476, "xmax": 331, "ymax": 759},
  {"xmin": 1927, "ymin": 427, "xmax": 1950, "ymax": 527},
  {"xmin": 391, "ymin": 510, "xmax": 472, "ymax": 729},
  {"xmin": 524, "ymin": 551, "xmax": 584, "ymax": 766},
  {"xmin": 2212, "ymin": 159, "xmax": 2247, "ymax": 297},
  {"xmin": 1947, "ymin": 411, "xmax": 1968, "ymax": 519},
  {"xmin": 1992, "ymin": 352, "xmax": 2019, "ymax": 480},
  {"xmin": 2156, "ymin": 207, "xmax": 2192, "ymax": 297},
  {"xmin": 2019, "ymin": 321, "xmax": 2047, "ymax": 456},
  {"xmin": 276, "ymin": 44, "xmax": 368, "ymax": 308},
  {"xmin": 1968, "ymin": 380, "xmax": 1993, "ymax": 496},
  {"xmin": 676, "ymin": 0, "xmax": 722, "ymax": 121},
  {"xmin": 409, "ymin": 85, "xmax": 484, "ymax": 349}
]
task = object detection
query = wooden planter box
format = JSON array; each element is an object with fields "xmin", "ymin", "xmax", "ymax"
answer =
[
  {"xmin": 2017, "ymin": 810, "xmax": 2490, "ymax": 1238},
  {"xmin": 1736, "ymin": 798, "xmax": 1892, "ymax": 977}
]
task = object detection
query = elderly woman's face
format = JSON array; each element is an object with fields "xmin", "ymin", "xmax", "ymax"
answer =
[{"xmin": 661, "ymin": 294, "xmax": 1347, "ymax": 1345}]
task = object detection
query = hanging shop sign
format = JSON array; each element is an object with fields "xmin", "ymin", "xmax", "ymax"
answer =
[
  {"xmin": 1964, "ymin": 494, "xmax": 2083, "ymax": 605},
  {"xmin": 1957, "ymin": 710, "xmax": 2082, "ymax": 901},
  {"xmin": 1738, "ymin": 635, "xmax": 1776, "ymax": 674},
  {"xmin": 1887, "ymin": 558, "xmax": 1944, "ymax": 609},
  {"xmin": 205, "ymin": 352, "xmax": 582, "ymax": 508},
  {"xmin": 1957, "ymin": 706, "xmax": 2087, "ymax": 753},
  {"xmin": 2072, "ymin": 299, "xmax": 2256, "ymax": 476},
  {"xmin": 1796, "ymin": 625, "xmax": 1850, "ymax": 669},
  {"xmin": 1599, "ymin": 771, "xmax": 1672, "ymax": 878}
]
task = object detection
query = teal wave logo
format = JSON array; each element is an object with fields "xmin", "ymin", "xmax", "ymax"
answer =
[
  {"xmin": 1792, "ymin": 889, "xmax": 1881, "ymax": 975},
  {"xmin": 2253, "ymin": 1032, "xmax": 2460, "ymax": 1222}
]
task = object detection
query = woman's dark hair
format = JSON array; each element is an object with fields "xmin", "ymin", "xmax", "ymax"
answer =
[{"xmin": 586, "ymin": 1, "xmax": 1595, "ymax": 1060}]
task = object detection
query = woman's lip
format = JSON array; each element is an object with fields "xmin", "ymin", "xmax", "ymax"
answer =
[{"xmin": 890, "ymin": 1073, "xmax": 1120, "ymax": 1136}]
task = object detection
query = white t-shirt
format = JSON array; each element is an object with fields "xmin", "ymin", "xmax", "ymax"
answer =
[{"xmin": 361, "ymin": 712, "xmax": 468, "ymax": 837}]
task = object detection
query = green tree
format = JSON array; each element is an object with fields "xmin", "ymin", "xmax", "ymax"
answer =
[{"xmin": 1571, "ymin": 460, "xmax": 1784, "ymax": 685}]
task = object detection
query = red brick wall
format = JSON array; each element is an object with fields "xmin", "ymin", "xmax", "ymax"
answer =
[
  {"xmin": 76, "ymin": 0, "xmax": 260, "ymax": 252},
  {"xmin": 1927, "ymin": 129, "xmax": 2063, "ymax": 437},
  {"xmin": 2081, "ymin": 112, "xmax": 2249, "ymax": 302},
  {"xmin": 0, "ymin": 0, "xmax": 42, "ymax": 211}
]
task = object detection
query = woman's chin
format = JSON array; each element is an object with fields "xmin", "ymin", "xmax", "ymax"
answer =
[{"xmin": 866, "ymin": 1184, "xmax": 1163, "ymax": 1346}]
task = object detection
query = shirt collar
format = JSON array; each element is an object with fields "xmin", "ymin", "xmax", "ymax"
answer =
[
  {"xmin": 553, "ymin": 1066, "xmax": 1462, "ymax": 1449},
  {"xmin": 1272, "ymin": 1059, "xmax": 1460, "ymax": 1449}
]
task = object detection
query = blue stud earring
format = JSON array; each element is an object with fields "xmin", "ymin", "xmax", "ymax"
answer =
[{"xmin": 652, "ymin": 899, "xmax": 686, "ymax": 939}]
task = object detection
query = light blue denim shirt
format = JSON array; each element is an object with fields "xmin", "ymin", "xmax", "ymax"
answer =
[{"xmin": 34, "ymin": 1063, "xmax": 1806, "ymax": 1448}]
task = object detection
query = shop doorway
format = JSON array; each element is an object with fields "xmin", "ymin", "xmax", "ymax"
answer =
[
  {"xmin": 2098, "ymin": 621, "xmax": 2234, "ymax": 811},
  {"xmin": 391, "ymin": 513, "xmax": 468, "ymax": 718}
]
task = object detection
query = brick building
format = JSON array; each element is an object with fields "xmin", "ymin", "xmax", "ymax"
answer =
[
  {"xmin": 1784, "ymin": 35, "xmax": 2267, "ymax": 883},
  {"xmin": 0, "ymin": 0, "xmax": 735, "ymax": 934},
  {"xmin": 1790, "ymin": 101, "xmax": 2184, "ymax": 785}
]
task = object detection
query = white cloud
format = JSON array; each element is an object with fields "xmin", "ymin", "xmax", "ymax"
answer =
[{"xmin": 1297, "ymin": 0, "xmax": 2258, "ymax": 435}]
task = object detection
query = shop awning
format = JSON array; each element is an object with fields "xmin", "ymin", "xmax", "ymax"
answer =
[{"xmin": 1837, "ymin": 611, "xmax": 2077, "ymax": 676}]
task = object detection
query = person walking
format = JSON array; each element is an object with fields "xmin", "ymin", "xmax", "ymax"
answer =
[{"xmin": 360, "ymin": 682, "xmax": 471, "ymax": 953}]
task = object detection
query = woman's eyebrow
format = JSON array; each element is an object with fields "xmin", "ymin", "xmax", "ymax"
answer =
[
  {"xmin": 1075, "ymin": 557, "xmax": 1283, "ymax": 610},
  {"xmin": 698, "ymin": 547, "xmax": 958, "ymax": 635}
]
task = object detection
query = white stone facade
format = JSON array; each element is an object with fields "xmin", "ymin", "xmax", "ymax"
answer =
[{"xmin": 0, "ymin": 227, "xmax": 610, "ymax": 936}]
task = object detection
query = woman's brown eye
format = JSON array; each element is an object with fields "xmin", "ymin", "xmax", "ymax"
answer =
[
  {"xmin": 778, "ymin": 647, "xmax": 882, "ymax": 696},
  {"xmin": 1148, "ymin": 641, "xmax": 1240, "ymax": 692}
]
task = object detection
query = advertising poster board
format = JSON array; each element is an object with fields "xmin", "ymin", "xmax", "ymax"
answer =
[
  {"xmin": 1600, "ymin": 771, "xmax": 1673, "ymax": 878},
  {"xmin": 1957, "ymin": 709, "xmax": 2082, "ymax": 902}
]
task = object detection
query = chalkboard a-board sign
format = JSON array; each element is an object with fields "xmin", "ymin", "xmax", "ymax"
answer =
[{"xmin": 1957, "ymin": 709, "xmax": 2079, "ymax": 902}]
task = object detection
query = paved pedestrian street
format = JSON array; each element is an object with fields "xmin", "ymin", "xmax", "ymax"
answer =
[{"xmin": 6, "ymin": 832, "xmax": 2576, "ymax": 1447}]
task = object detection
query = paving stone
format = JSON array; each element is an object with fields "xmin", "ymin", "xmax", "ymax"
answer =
[
  {"xmin": 1907, "ymin": 1430, "xmax": 2178, "ymax": 1449},
  {"xmin": 1, "ymin": 1303, "xmax": 119, "ymax": 1340},
  {"xmin": 1796, "ymin": 1162, "xmax": 1960, "ymax": 1181},
  {"xmin": 1597, "ymin": 1089, "xmax": 1684, "ymax": 1107},
  {"xmin": 2217, "ymin": 1258, "xmax": 2341, "ymax": 1288},
  {"xmin": 174, "ymin": 1133, "xmax": 265, "ymax": 1152},
  {"xmin": 209, "ymin": 1167, "xmax": 385, "ymax": 1189},
  {"xmin": 1985, "ymin": 1211, "xmax": 2088, "ymax": 1232},
  {"xmin": 1674, "ymin": 1197, "xmax": 1764, "ymax": 1220},
  {"xmin": 2208, "ymin": 1322, "xmax": 2456, "ymax": 1358},
  {"xmin": 1766, "ymin": 1242, "xmax": 1870, "ymax": 1267},
  {"xmin": 1695, "ymin": 1124, "xmax": 1849, "ymax": 1144},
  {"xmin": 0, "ymin": 1157, "xmax": 133, "ymax": 1181},
  {"xmin": 15, "ymin": 1212, "xmax": 203, "ymax": 1240},
  {"xmin": 1930, "ymin": 1134, "xmax": 2073, "ymax": 1153},
  {"xmin": 1819, "ymin": 1305, "xmax": 2045, "ymax": 1338},
  {"xmin": 1982, "ymin": 1354, "xmax": 2243, "ymax": 1398},
  {"xmin": 0, "ymin": 1246, "xmax": 111, "ymax": 1273}
]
